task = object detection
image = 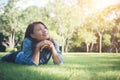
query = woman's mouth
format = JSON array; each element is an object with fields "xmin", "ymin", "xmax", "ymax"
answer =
[{"xmin": 42, "ymin": 33, "xmax": 48, "ymax": 36}]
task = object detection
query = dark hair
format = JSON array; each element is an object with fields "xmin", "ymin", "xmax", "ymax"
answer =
[
  {"xmin": 21, "ymin": 21, "xmax": 53, "ymax": 51},
  {"xmin": 24, "ymin": 21, "xmax": 48, "ymax": 39}
]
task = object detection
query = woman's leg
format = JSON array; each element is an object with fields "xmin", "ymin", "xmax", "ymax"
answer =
[{"xmin": 1, "ymin": 51, "xmax": 20, "ymax": 63}]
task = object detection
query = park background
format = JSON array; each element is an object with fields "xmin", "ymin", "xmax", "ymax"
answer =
[
  {"xmin": 0, "ymin": 0, "xmax": 120, "ymax": 53},
  {"xmin": 0, "ymin": 0, "xmax": 120, "ymax": 80}
]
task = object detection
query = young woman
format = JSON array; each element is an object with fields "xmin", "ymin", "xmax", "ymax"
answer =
[{"xmin": 1, "ymin": 21, "xmax": 63, "ymax": 65}]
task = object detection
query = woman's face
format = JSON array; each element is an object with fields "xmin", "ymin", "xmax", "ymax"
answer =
[{"xmin": 31, "ymin": 24, "xmax": 49, "ymax": 41}]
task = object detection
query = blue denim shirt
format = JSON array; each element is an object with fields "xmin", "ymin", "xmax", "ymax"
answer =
[{"xmin": 15, "ymin": 38, "xmax": 63, "ymax": 65}]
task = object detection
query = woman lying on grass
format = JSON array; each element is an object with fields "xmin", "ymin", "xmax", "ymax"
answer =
[{"xmin": 1, "ymin": 21, "xmax": 63, "ymax": 65}]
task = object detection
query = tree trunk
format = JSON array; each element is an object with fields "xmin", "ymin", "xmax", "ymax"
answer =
[
  {"xmin": 115, "ymin": 47, "xmax": 118, "ymax": 53},
  {"xmin": 61, "ymin": 44, "xmax": 64, "ymax": 53},
  {"xmin": 61, "ymin": 38, "xmax": 65, "ymax": 53},
  {"xmin": 65, "ymin": 39, "xmax": 69, "ymax": 52},
  {"xmin": 90, "ymin": 42, "xmax": 94, "ymax": 52},
  {"xmin": 8, "ymin": 33, "xmax": 15, "ymax": 49},
  {"xmin": 99, "ymin": 33, "xmax": 102, "ymax": 53},
  {"xmin": 2, "ymin": 33, "xmax": 15, "ymax": 49},
  {"xmin": 86, "ymin": 43, "xmax": 89, "ymax": 52},
  {"xmin": 65, "ymin": 45, "xmax": 68, "ymax": 52}
]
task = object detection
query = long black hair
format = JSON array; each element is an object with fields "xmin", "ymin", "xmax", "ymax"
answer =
[
  {"xmin": 21, "ymin": 21, "xmax": 53, "ymax": 51},
  {"xmin": 24, "ymin": 21, "xmax": 48, "ymax": 39}
]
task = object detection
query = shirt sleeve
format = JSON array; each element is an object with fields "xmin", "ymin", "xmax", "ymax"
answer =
[
  {"xmin": 16, "ymin": 38, "xmax": 35, "ymax": 65},
  {"xmin": 53, "ymin": 41, "xmax": 64, "ymax": 64}
]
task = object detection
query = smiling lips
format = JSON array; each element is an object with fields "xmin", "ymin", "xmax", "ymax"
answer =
[{"xmin": 42, "ymin": 32, "xmax": 48, "ymax": 36}]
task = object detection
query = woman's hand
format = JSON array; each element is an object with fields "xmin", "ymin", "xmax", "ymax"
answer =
[
  {"xmin": 36, "ymin": 40, "xmax": 60, "ymax": 64},
  {"xmin": 36, "ymin": 40, "xmax": 54, "ymax": 52}
]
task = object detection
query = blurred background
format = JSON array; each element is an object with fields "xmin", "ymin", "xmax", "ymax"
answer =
[{"xmin": 0, "ymin": 0, "xmax": 120, "ymax": 53}]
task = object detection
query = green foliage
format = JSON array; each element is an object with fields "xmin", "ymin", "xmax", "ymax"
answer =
[
  {"xmin": 0, "ymin": 0, "xmax": 24, "ymax": 49},
  {"xmin": 103, "ymin": 34, "xmax": 111, "ymax": 46},
  {"xmin": 47, "ymin": 0, "xmax": 84, "ymax": 52},
  {"xmin": 0, "ymin": 0, "xmax": 120, "ymax": 52},
  {"xmin": 5, "ymin": 47, "xmax": 17, "ymax": 52},
  {"xmin": 79, "ymin": 28, "xmax": 97, "ymax": 45},
  {"xmin": 116, "ymin": 33, "xmax": 120, "ymax": 38}
]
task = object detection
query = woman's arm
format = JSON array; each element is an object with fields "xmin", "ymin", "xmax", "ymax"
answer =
[
  {"xmin": 17, "ymin": 38, "xmax": 36, "ymax": 65},
  {"xmin": 32, "ymin": 40, "xmax": 61, "ymax": 65},
  {"xmin": 32, "ymin": 47, "xmax": 40, "ymax": 65},
  {"xmin": 43, "ymin": 40, "xmax": 61, "ymax": 64},
  {"xmin": 51, "ymin": 45, "xmax": 60, "ymax": 64},
  {"xmin": 32, "ymin": 41, "xmax": 50, "ymax": 65}
]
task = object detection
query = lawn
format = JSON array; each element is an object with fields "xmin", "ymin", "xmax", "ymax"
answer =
[{"xmin": 0, "ymin": 53, "xmax": 120, "ymax": 80}]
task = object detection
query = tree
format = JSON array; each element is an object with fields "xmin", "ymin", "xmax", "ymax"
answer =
[
  {"xmin": 0, "ymin": 0, "xmax": 22, "ymax": 50},
  {"xmin": 86, "ymin": 12, "xmax": 116, "ymax": 53},
  {"xmin": 102, "ymin": 4, "xmax": 120, "ymax": 53},
  {"xmin": 79, "ymin": 28, "xmax": 97, "ymax": 52},
  {"xmin": 48, "ymin": 0, "xmax": 82, "ymax": 52}
]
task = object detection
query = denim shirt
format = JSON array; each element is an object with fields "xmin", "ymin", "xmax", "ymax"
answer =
[{"xmin": 15, "ymin": 38, "xmax": 63, "ymax": 65}]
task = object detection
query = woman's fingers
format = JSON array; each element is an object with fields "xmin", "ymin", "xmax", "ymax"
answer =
[
  {"xmin": 40, "ymin": 44, "xmax": 49, "ymax": 52},
  {"xmin": 44, "ymin": 40, "xmax": 53, "ymax": 46},
  {"xmin": 38, "ymin": 40, "xmax": 54, "ymax": 52}
]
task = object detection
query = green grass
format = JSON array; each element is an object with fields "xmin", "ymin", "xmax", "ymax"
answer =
[{"xmin": 0, "ymin": 53, "xmax": 120, "ymax": 80}]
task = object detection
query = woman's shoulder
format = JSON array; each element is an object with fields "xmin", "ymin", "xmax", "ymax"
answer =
[
  {"xmin": 22, "ymin": 38, "xmax": 33, "ymax": 49},
  {"xmin": 23, "ymin": 38, "xmax": 32, "ymax": 45},
  {"xmin": 53, "ymin": 40, "xmax": 60, "ymax": 47},
  {"xmin": 23, "ymin": 38, "xmax": 32, "ymax": 43}
]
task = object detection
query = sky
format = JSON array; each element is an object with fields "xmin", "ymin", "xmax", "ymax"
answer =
[
  {"xmin": 0, "ymin": 0, "xmax": 8, "ymax": 6},
  {"xmin": 95, "ymin": 0, "xmax": 120, "ymax": 10},
  {"xmin": 0, "ymin": 0, "xmax": 120, "ymax": 10}
]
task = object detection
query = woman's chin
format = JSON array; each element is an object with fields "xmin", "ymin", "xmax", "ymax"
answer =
[{"xmin": 40, "ymin": 37, "xmax": 49, "ymax": 41}]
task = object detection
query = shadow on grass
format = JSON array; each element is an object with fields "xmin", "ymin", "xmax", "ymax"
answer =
[
  {"xmin": 0, "ymin": 61, "xmax": 70, "ymax": 80},
  {"xmin": 0, "ymin": 54, "xmax": 68, "ymax": 80},
  {"xmin": 0, "ymin": 53, "xmax": 120, "ymax": 80}
]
